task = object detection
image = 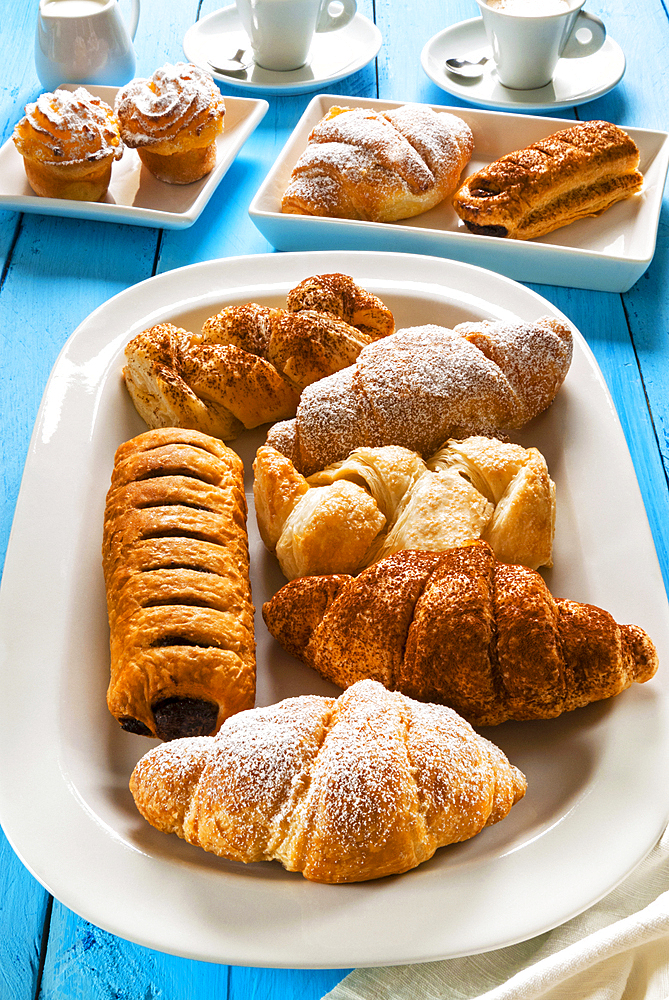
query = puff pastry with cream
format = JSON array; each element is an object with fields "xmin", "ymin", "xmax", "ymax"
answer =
[{"xmin": 452, "ymin": 121, "xmax": 643, "ymax": 241}]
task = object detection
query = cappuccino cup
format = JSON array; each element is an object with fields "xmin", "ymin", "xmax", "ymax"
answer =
[
  {"xmin": 235, "ymin": 0, "xmax": 357, "ymax": 72},
  {"xmin": 476, "ymin": 0, "xmax": 606, "ymax": 90}
]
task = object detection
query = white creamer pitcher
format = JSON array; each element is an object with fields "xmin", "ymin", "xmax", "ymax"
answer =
[{"xmin": 35, "ymin": 0, "xmax": 140, "ymax": 91}]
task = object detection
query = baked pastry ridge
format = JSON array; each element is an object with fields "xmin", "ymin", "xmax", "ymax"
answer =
[
  {"xmin": 13, "ymin": 88, "xmax": 123, "ymax": 201},
  {"xmin": 262, "ymin": 541, "xmax": 658, "ymax": 726},
  {"xmin": 452, "ymin": 121, "xmax": 643, "ymax": 241},
  {"xmin": 114, "ymin": 62, "xmax": 225, "ymax": 183},
  {"xmin": 282, "ymin": 104, "xmax": 474, "ymax": 222},
  {"xmin": 265, "ymin": 317, "xmax": 573, "ymax": 476},
  {"xmin": 103, "ymin": 427, "xmax": 255, "ymax": 740},
  {"xmin": 130, "ymin": 679, "xmax": 527, "ymax": 882}
]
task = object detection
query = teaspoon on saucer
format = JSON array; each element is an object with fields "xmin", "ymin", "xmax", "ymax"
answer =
[
  {"xmin": 445, "ymin": 55, "xmax": 489, "ymax": 78},
  {"xmin": 208, "ymin": 49, "xmax": 253, "ymax": 76}
]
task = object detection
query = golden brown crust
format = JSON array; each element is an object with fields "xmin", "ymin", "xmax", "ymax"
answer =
[
  {"xmin": 262, "ymin": 541, "xmax": 658, "ymax": 725},
  {"xmin": 452, "ymin": 121, "xmax": 643, "ymax": 241},
  {"xmin": 265, "ymin": 317, "xmax": 573, "ymax": 476},
  {"xmin": 130, "ymin": 679, "xmax": 526, "ymax": 882},
  {"xmin": 13, "ymin": 87, "xmax": 123, "ymax": 201},
  {"xmin": 253, "ymin": 436, "xmax": 555, "ymax": 580},
  {"xmin": 114, "ymin": 63, "xmax": 225, "ymax": 183},
  {"xmin": 103, "ymin": 427, "xmax": 255, "ymax": 740},
  {"xmin": 123, "ymin": 275, "xmax": 394, "ymax": 440},
  {"xmin": 282, "ymin": 104, "xmax": 473, "ymax": 222}
]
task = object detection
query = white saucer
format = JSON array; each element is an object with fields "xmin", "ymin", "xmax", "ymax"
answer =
[
  {"xmin": 183, "ymin": 5, "xmax": 382, "ymax": 96},
  {"xmin": 421, "ymin": 17, "xmax": 625, "ymax": 112}
]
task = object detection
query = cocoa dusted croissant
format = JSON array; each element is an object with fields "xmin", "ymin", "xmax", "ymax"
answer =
[
  {"xmin": 282, "ymin": 104, "xmax": 473, "ymax": 222},
  {"xmin": 130, "ymin": 679, "xmax": 527, "ymax": 882},
  {"xmin": 266, "ymin": 317, "xmax": 573, "ymax": 476},
  {"xmin": 123, "ymin": 273, "xmax": 394, "ymax": 439},
  {"xmin": 263, "ymin": 541, "xmax": 658, "ymax": 726},
  {"xmin": 103, "ymin": 427, "xmax": 255, "ymax": 740},
  {"xmin": 452, "ymin": 121, "xmax": 643, "ymax": 241}
]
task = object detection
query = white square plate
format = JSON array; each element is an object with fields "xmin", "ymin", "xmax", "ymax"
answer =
[
  {"xmin": 248, "ymin": 94, "xmax": 669, "ymax": 292},
  {"xmin": 0, "ymin": 84, "xmax": 268, "ymax": 229}
]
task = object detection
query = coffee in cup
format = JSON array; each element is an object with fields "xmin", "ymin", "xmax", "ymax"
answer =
[
  {"xmin": 475, "ymin": 0, "xmax": 606, "ymax": 90},
  {"xmin": 234, "ymin": 0, "xmax": 357, "ymax": 72}
]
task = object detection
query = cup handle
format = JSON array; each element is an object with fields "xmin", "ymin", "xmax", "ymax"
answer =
[
  {"xmin": 316, "ymin": 0, "xmax": 356, "ymax": 33},
  {"xmin": 561, "ymin": 10, "xmax": 606, "ymax": 59},
  {"xmin": 127, "ymin": 0, "xmax": 140, "ymax": 40}
]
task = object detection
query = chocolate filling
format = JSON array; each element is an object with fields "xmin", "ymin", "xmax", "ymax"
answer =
[{"xmin": 152, "ymin": 696, "xmax": 219, "ymax": 741}]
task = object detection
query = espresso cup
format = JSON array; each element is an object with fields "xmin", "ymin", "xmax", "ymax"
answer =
[
  {"xmin": 476, "ymin": 0, "xmax": 606, "ymax": 90},
  {"xmin": 235, "ymin": 0, "xmax": 357, "ymax": 72}
]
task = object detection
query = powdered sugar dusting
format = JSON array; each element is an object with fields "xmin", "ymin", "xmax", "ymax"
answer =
[
  {"xmin": 13, "ymin": 87, "xmax": 122, "ymax": 164},
  {"xmin": 267, "ymin": 319, "xmax": 572, "ymax": 475},
  {"xmin": 115, "ymin": 62, "xmax": 225, "ymax": 149},
  {"xmin": 130, "ymin": 679, "xmax": 526, "ymax": 880}
]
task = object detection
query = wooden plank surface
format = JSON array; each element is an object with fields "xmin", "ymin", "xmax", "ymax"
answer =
[{"xmin": 1, "ymin": 0, "xmax": 668, "ymax": 997}]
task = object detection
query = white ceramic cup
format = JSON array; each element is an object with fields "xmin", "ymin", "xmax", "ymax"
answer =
[
  {"xmin": 476, "ymin": 0, "xmax": 606, "ymax": 90},
  {"xmin": 35, "ymin": 0, "xmax": 140, "ymax": 92},
  {"xmin": 235, "ymin": 0, "xmax": 357, "ymax": 72}
]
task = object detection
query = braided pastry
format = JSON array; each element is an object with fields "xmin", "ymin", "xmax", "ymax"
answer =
[
  {"xmin": 253, "ymin": 436, "xmax": 555, "ymax": 580},
  {"xmin": 282, "ymin": 104, "xmax": 473, "ymax": 222},
  {"xmin": 452, "ymin": 121, "xmax": 643, "ymax": 240},
  {"xmin": 263, "ymin": 542, "xmax": 658, "ymax": 726},
  {"xmin": 115, "ymin": 62, "xmax": 225, "ymax": 183},
  {"xmin": 123, "ymin": 274, "xmax": 394, "ymax": 439},
  {"xmin": 102, "ymin": 427, "xmax": 255, "ymax": 741},
  {"xmin": 130, "ymin": 679, "xmax": 527, "ymax": 882},
  {"xmin": 266, "ymin": 317, "xmax": 573, "ymax": 475},
  {"xmin": 13, "ymin": 87, "xmax": 123, "ymax": 201}
]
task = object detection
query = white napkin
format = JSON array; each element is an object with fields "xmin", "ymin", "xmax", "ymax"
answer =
[{"xmin": 322, "ymin": 825, "xmax": 669, "ymax": 1000}]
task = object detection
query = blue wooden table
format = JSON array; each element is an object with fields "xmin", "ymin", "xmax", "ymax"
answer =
[{"xmin": 1, "ymin": 0, "xmax": 668, "ymax": 996}]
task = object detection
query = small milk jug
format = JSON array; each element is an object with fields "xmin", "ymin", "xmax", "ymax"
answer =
[{"xmin": 35, "ymin": 0, "xmax": 140, "ymax": 91}]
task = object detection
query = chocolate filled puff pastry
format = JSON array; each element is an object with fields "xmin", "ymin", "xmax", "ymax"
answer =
[
  {"xmin": 282, "ymin": 104, "xmax": 474, "ymax": 222},
  {"xmin": 115, "ymin": 62, "xmax": 225, "ymax": 183},
  {"xmin": 452, "ymin": 121, "xmax": 643, "ymax": 241},
  {"xmin": 102, "ymin": 427, "xmax": 255, "ymax": 741}
]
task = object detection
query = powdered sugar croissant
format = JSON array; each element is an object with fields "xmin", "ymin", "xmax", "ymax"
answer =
[
  {"xmin": 263, "ymin": 541, "xmax": 658, "ymax": 726},
  {"xmin": 253, "ymin": 436, "xmax": 555, "ymax": 580},
  {"xmin": 130, "ymin": 679, "xmax": 527, "ymax": 882},
  {"xmin": 282, "ymin": 104, "xmax": 473, "ymax": 222},
  {"xmin": 266, "ymin": 317, "xmax": 573, "ymax": 476}
]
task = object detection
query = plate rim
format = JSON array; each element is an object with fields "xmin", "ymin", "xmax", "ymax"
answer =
[{"xmin": 2, "ymin": 250, "xmax": 669, "ymax": 968}]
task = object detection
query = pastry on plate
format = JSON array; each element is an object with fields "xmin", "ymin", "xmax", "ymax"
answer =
[
  {"xmin": 123, "ymin": 273, "xmax": 395, "ymax": 439},
  {"xmin": 263, "ymin": 541, "xmax": 658, "ymax": 726},
  {"xmin": 253, "ymin": 436, "xmax": 556, "ymax": 579},
  {"xmin": 102, "ymin": 427, "xmax": 255, "ymax": 741},
  {"xmin": 130, "ymin": 678, "xmax": 527, "ymax": 882},
  {"xmin": 13, "ymin": 87, "xmax": 123, "ymax": 201},
  {"xmin": 282, "ymin": 103, "xmax": 473, "ymax": 222},
  {"xmin": 266, "ymin": 317, "xmax": 573, "ymax": 475},
  {"xmin": 452, "ymin": 121, "xmax": 643, "ymax": 240},
  {"xmin": 115, "ymin": 62, "xmax": 225, "ymax": 183}
]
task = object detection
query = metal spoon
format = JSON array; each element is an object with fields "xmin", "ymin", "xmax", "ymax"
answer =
[
  {"xmin": 208, "ymin": 49, "xmax": 253, "ymax": 76},
  {"xmin": 445, "ymin": 55, "xmax": 489, "ymax": 79}
]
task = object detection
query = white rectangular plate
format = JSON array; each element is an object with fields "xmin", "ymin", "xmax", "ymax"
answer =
[
  {"xmin": 0, "ymin": 84, "xmax": 268, "ymax": 229},
  {"xmin": 248, "ymin": 94, "xmax": 669, "ymax": 292},
  {"xmin": 1, "ymin": 251, "xmax": 669, "ymax": 969}
]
